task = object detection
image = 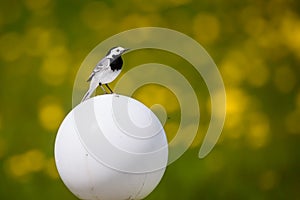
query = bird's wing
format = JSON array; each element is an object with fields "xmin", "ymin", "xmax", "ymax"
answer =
[{"xmin": 86, "ymin": 57, "xmax": 111, "ymax": 82}]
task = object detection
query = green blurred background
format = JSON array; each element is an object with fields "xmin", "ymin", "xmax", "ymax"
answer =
[{"xmin": 0, "ymin": 0, "xmax": 300, "ymax": 199}]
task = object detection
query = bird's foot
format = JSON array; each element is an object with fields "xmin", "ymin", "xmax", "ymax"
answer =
[{"xmin": 112, "ymin": 93, "xmax": 119, "ymax": 97}]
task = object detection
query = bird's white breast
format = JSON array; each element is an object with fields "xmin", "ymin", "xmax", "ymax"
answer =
[{"xmin": 95, "ymin": 68, "xmax": 122, "ymax": 84}]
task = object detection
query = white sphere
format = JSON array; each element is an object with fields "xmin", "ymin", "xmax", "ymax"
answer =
[{"xmin": 54, "ymin": 94, "xmax": 168, "ymax": 200}]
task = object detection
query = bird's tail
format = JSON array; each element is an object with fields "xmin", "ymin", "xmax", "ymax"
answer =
[
  {"xmin": 81, "ymin": 88, "xmax": 95, "ymax": 102},
  {"xmin": 81, "ymin": 80, "xmax": 98, "ymax": 102},
  {"xmin": 81, "ymin": 90, "xmax": 91, "ymax": 102}
]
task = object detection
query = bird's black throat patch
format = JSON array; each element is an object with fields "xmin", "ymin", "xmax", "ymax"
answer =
[{"xmin": 110, "ymin": 56, "xmax": 123, "ymax": 71}]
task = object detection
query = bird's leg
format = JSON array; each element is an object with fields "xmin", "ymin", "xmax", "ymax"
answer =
[
  {"xmin": 99, "ymin": 83, "xmax": 107, "ymax": 94},
  {"xmin": 105, "ymin": 84, "xmax": 114, "ymax": 93}
]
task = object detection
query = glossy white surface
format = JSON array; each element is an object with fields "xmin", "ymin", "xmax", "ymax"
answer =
[{"xmin": 55, "ymin": 94, "xmax": 168, "ymax": 200}]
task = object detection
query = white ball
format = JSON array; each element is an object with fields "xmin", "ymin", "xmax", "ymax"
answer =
[{"xmin": 54, "ymin": 94, "xmax": 168, "ymax": 200}]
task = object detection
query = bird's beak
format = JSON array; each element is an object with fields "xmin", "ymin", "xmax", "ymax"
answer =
[{"xmin": 124, "ymin": 48, "xmax": 130, "ymax": 52}]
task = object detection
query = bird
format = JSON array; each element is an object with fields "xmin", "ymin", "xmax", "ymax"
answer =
[{"xmin": 81, "ymin": 46, "xmax": 129, "ymax": 102}]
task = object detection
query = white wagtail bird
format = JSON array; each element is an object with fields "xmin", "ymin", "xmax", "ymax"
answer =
[{"xmin": 81, "ymin": 46, "xmax": 129, "ymax": 102}]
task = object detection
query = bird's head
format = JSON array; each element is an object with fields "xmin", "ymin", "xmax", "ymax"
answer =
[{"xmin": 106, "ymin": 46, "xmax": 129, "ymax": 59}]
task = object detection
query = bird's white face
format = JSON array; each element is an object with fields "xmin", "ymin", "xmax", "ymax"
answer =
[{"xmin": 107, "ymin": 46, "xmax": 128, "ymax": 58}]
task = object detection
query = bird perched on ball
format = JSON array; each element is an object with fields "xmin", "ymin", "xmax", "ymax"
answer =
[{"xmin": 81, "ymin": 46, "xmax": 129, "ymax": 102}]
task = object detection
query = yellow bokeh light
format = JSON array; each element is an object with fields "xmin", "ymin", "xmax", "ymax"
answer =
[
  {"xmin": 244, "ymin": 16, "xmax": 266, "ymax": 38},
  {"xmin": 246, "ymin": 59, "xmax": 270, "ymax": 87},
  {"xmin": 225, "ymin": 88, "xmax": 249, "ymax": 116},
  {"xmin": 225, "ymin": 115, "xmax": 243, "ymax": 139},
  {"xmin": 23, "ymin": 27, "xmax": 67, "ymax": 57},
  {"xmin": 129, "ymin": 0, "xmax": 159, "ymax": 12},
  {"xmin": 80, "ymin": 1, "xmax": 112, "ymax": 32},
  {"xmin": 39, "ymin": 46, "xmax": 70, "ymax": 86},
  {"xmin": 0, "ymin": 0, "xmax": 298, "ymax": 198},
  {"xmin": 280, "ymin": 12, "xmax": 300, "ymax": 58},
  {"xmin": 134, "ymin": 84, "xmax": 181, "ymax": 142},
  {"xmin": 38, "ymin": 102, "xmax": 65, "ymax": 131},
  {"xmin": 6, "ymin": 149, "xmax": 46, "ymax": 178},
  {"xmin": 221, "ymin": 49, "xmax": 269, "ymax": 87},
  {"xmin": 24, "ymin": 27, "xmax": 53, "ymax": 56},
  {"xmin": 23, "ymin": 0, "xmax": 51, "ymax": 12},
  {"xmin": 256, "ymin": 27, "xmax": 280, "ymax": 51},
  {"xmin": 285, "ymin": 87, "xmax": 300, "ymax": 135},
  {"xmin": 134, "ymin": 85, "xmax": 179, "ymax": 113},
  {"xmin": 222, "ymin": 88, "xmax": 265, "ymax": 141},
  {"xmin": 225, "ymin": 88, "xmax": 249, "ymax": 131},
  {"xmin": 120, "ymin": 13, "xmax": 162, "ymax": 30},
  {"xmin": 220, "ymin": 50, "xmax": 253, "ymax": 85},
  {"xmin": 220, "ymin": 57, "xmax": 246, "ymax": 85},
  {"xmin": 246, "ymin": 112, "xmax": 270, "ymax": 149},
  {"xmin": 7, "ymin": 155, "xmax": 28, "ymax": 177},
  {"xmin": 206, "ymin": 89, "xmax": 227, "ymax": 121},
  {"xmin": 44, "ymin": 158, "xmax": 59, "ymax": 179},
  {"xmin": 24, "ymin": 26, "xmax": 66, "ymax": 57},
  {"xmin": 296, "ymin": 91, "xmax": 300, "ymax": 109},
  {"xmin": 285, "ymin": 109, "xmax": 300, "ymax": 134},
  {"xmin": 273, "ymin": 66, "xmax": 296, "ymax": 94},
  {"xmin": 193, "ymin": 13, "xmax": 220, "ymax": 44},
  {"xmin": 25, "ymin": 150, "xmax": 46, "ymax": 172}
]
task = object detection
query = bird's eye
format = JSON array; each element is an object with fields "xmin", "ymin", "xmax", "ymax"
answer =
[{"xmin": 116, "ymin": 49, "xmax": 120, "ymax": 52}]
